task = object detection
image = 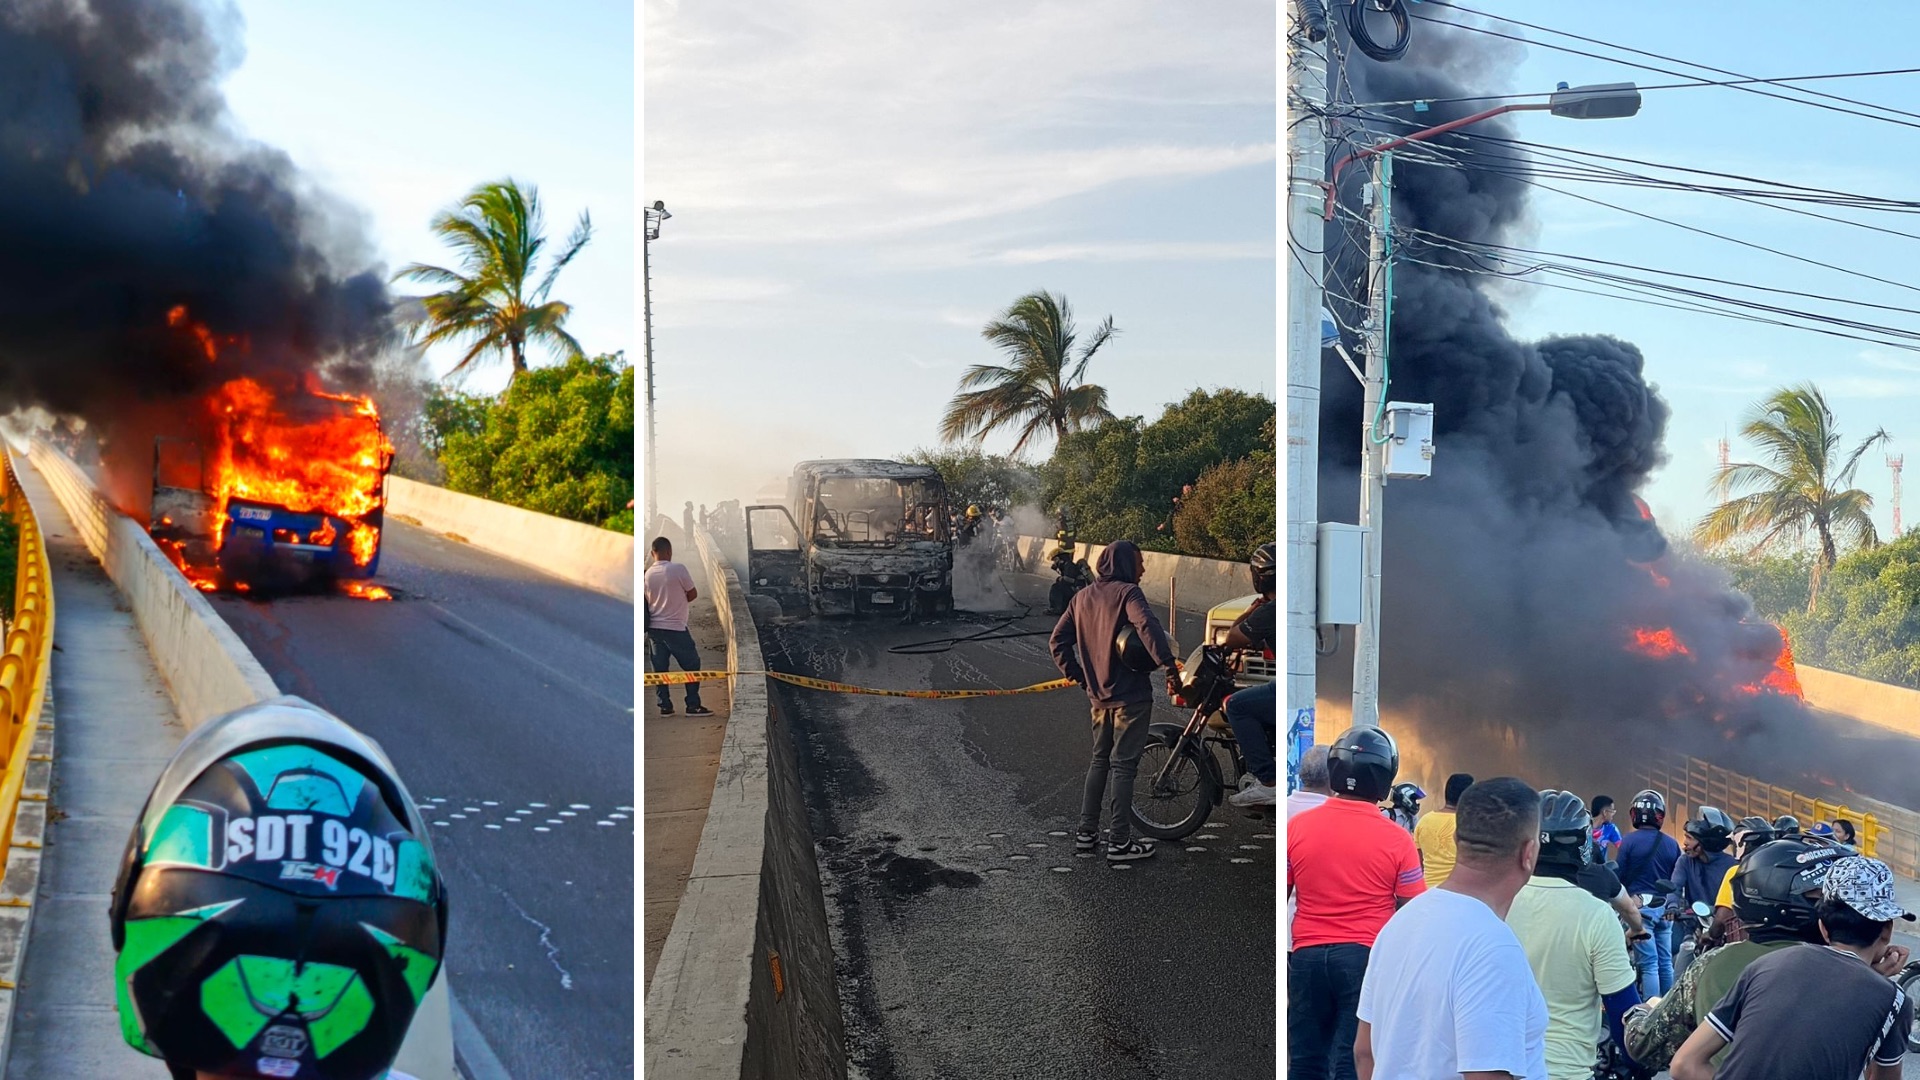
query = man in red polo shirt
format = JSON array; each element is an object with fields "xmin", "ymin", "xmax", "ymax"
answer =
[{"xmin": 1289, "ymin": 725, "xmax": 1425, "ymax": 1080}]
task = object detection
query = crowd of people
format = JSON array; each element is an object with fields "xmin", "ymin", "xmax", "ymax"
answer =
[{"xmin": 1289, "ymin": 725, "xmax": 1916, "ymax": 1080}]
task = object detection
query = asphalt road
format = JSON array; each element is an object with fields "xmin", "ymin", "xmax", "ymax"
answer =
[
  {"xmin": 207, "ymin": 520, "xmax": 635, "ymax": 1080},
  {"xmin": 756, "ymin": 571, "xmax": 1276, "ymax": 1080}
]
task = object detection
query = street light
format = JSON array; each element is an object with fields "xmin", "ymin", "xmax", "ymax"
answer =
[
  {"xmin": 1336, "ymin": 82, "xmax": 1639, "ymax": 729},
  {"xmin": 643, "ymin": 200, "xmax": 670, "ymax": 535}
]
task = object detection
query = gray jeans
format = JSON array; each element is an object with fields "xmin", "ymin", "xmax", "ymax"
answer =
[{"xmin": 1079, "ymin": 701, "xmax": 1152, "ymax": 845}]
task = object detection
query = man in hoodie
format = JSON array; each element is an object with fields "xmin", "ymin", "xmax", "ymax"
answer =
[{"xmin": 1049, "ymin": 540, "xmax": 1179, "ymax": 863}]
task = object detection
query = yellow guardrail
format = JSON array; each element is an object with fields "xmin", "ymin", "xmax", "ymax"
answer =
[
  {"xmin": 0, "ymin": 452, "xmax": 52, "ymax": 885},
  {"xmin": 1641, "ymin": 755, "xmax": 1888, "ymax": 867}
]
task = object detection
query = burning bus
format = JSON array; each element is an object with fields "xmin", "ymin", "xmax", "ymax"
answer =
[
  {"xmin": 149, "ymin": 376, "xmax": 393, "ymax": 593},
  {"xmin": 746, "ymin": 459, "xmax": 954, "ymax": 617}
]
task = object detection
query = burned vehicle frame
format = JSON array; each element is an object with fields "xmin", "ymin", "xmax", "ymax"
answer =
[{"xmin": 746, "ymin": 459, "xmax": 954, "ymax": 617}]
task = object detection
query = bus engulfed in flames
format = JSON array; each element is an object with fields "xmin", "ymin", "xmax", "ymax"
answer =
[{"xmin": 151, "ymin": 375, "xmax": 393, "ymax": 598}]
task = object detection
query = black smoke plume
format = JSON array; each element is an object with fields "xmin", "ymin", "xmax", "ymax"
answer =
[
  {"xmin": 1317, "ymin": 18, "xmax": 1914, "ymax": 803},
  {"xmin": 0, "ymin": 0, "xmax": 392, "ymax": 443}
]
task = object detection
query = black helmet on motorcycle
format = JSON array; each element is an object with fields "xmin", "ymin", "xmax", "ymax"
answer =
[
  {"xmin": 1685, "ymin": 806, "xmax": 1737, "ymax": 853},
  {"xmin": 1388, "ymin": 782, "xmax": 1425, "ymax": 816},
  {"xmin": 1629, "ymin": 789, "xmax": 1667, "ymax": 830},
  {"xmin": 1328, "ymin": 726, "xmax": 1399, "ymax": 802},
  {"xmin": 1114, "ymin": 625, "xmax": 1160, "ymax": 673},
  {"xmin": 1733, "ymin": 838, "xmax": 1841, "ymax": 938},
  {"xmin": 1537, "ymin": 790, "xmax": 1594, "ymax": 868},
  {"xmin": 110, "ymin": 697, "xmax": 447, "ymax": 1080},
  {"xmin": 1772, "ymin": 815, "xmax": 1801, "ymax": 838},
  {"xmin": 1249, "ymin": 542, "xmax": 1277, "ymax": 596}
]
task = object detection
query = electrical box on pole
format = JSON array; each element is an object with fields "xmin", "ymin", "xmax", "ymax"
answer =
[
  {"xmin": 1316, "ymin": 522, "xmax": 1367, "ymax": 626},
  {"xmin": 1382, "ymin": 402, "xmax": 1434, "ymax": 480}
]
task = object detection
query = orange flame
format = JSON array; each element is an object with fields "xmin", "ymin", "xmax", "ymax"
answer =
[
  {"xmin": 1630, "ymin": 627, "xmax": 1690, "ymax": 658},
  {"xmin": 167, "ymin": 304, "xmax": 236, "ymax": 363},
  {"xmin": 341, "ymin": 581, "xmax": 392, "ymax": 601}
]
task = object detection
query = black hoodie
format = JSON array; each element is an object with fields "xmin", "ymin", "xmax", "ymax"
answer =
[{"xmin": 1048, "ymin": 540, "xmax": 1177, "ymax": 708}]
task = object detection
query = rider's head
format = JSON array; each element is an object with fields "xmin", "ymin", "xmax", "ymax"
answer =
[
  {"xmin": 1249, "ymin": 542, "xmax": 1277, "ymax": 597},
  {"xmin": 1628, "ymin": 789, "xmax": 1666, "ymax": 830},
  {"xmin": 1326, "ymin": 726, "xmax": 1398, "ymax": 803},
  {"xmin": 652, "ymin": 536, "xmax": 672, "ymax": 560},
  {"xmin": 1684, "ymin": 805, "xmax": 1737, "ymax": 854},
  {"xmin": 1534, "ymin": 789, "xmax": 1593, "ymax": 873},
  {"xmin": 1297, "ymin": 746, "xmax": 1332, "ymax": 795},
  {"xmin": 1818, "ymin": 857, "xmax": 1914, "ymax": 953},
  {"xmin": 110, "ymin": 697, "xmax": 447, "ymax": 1080},
  {"xmin": 1444, "ymin": 773, "xmax": 1474, "ymax": 807},
  {"xmin": 1388, "ymin": 782, "xmax": 1425, "ymax": 816},
  {"xmin": 1453, "ymin": 777, "xmax": 1542, "ymax": 884},
  {"xmin": 1773, "ymin": 814, "xmax": 1802, "ymax": 838},
  {"xmin": 1734, "ymin": 838, "xmax": 1841, "ymax": 944}
]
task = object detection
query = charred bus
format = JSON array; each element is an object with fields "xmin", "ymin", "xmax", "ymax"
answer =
[{"xmin": 746, "ymin": 459, "xmax": 953, "ymax": 616}]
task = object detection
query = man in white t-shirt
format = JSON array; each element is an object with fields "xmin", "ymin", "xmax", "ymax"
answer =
[
  {"xmin": 644, "ymin": 536, "xmax": 713, "ymax": 716},
  {"xmin": 1355, "ymin": 777, "xmax": 1549, "ymax": 1080}
]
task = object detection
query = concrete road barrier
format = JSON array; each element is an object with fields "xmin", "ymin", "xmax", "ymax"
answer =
[
  {"xmin": 21, "ymin": 441, "xmax": 458, "ymax": 1079},
  {"xmin": 645, "ymin": 527, "xmax": 844, "ymax": 1080},
  {"xmin": 1799, "ymin": 665, "xmax": 1920, "ymax": 739},
  {"xmin": 1014, "ymin": 535, "xmax": 1255, "ymax": 618},
  {"xmin": 387, "ymin": 477, "xmax": 634, "ymax": 601}
]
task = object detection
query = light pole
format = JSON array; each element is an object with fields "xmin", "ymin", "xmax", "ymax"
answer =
[
  {"xmin": 643, "ymin": 199, "xmax": 670, "ymax": 535},
  {"xmin": 1336, "ymin": 83, "xmax": 1642, "ymax": 728}
]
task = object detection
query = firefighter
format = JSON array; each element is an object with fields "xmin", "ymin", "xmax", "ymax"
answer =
[{"xmin": 957, "ymin": 504, "xmax": 983, "ymax": 546}]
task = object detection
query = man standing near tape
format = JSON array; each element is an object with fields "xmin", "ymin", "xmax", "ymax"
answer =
[
  {"xmin": 645, "ymin": 537, "xmax": 714, "ymax": 717},
  {"xmin": 1049, "ymin": 539, "xmax": 1178, "ymax": 864}
]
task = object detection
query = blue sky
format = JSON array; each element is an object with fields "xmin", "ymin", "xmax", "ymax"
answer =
[
  {"xmin": 222, "ymin": 0, "xmax": 634, "ymax": 394},
  {"xmin": 1391, "ymin": 3, "xmax": 1920, "ymax": 543},
  {"xmin": 644, "ymin": 0, "xmax": 1276, "ymax": 511}
]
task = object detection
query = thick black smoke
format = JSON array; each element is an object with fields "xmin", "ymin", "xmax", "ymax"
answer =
[
  {"xmin": 1312, "ymin": 19, "xmax": 1912, "ymax": 799},
  {"xmin": 0, "ymin": 0, "xmax": 391, "ymax": 426}
]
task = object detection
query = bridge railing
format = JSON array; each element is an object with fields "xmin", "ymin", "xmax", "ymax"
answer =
[
  {"xmin": 0, "ymin": 454, "xmax": 52, "ymax": 876},
  {"xmin": 1638, "ymin": 756, "xmax": 1908, "ymax": 874}
]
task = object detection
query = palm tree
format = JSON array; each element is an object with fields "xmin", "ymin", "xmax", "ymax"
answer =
[
  {"xmin": 938, "ymin": 291, "xmax": 1117, "ymax": 454},
  {"xmin": 1694, "ymin": 383, "xmax": 1888, "ymax": 608},
  {"xmin": 395, "ymin": 180, "xmax": 592, "ymax": 380}
]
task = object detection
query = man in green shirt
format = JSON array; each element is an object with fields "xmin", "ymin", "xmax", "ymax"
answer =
[{"xmin": 1625, "ymin": 837, "xmax": 1851, "ymax": 1069}]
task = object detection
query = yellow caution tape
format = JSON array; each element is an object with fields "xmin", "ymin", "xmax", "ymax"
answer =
[{"xmin": 643, "ymin": 669, "xmax": 1075, "ymax": 699}]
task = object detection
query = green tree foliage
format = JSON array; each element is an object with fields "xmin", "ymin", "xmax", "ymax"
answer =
[
  {"xmin": 1778, "ymin": 532, "xmax": 1920, "ymax": 688},
  {"xmin": 1695, "ymin": 383, "xmax": 1887, "ymax": 607},
  {"xmin": 1174, "ymin": 450, "xmax": 1277, "ymax": 560},
  {"xmin": 438, "ymin": 354, "xmax": 634, "ymax": 532},
  {"xmin": 898, "ymin": 447, "xmax": 1038, "ymax": 513},
  {"xmin": 939, "ymin": 291, "xmax": 1116, "ymax": 453},
  {"xmin": 1042, "ymin": 389, "xmax": 1275, "ymax": 552},
  {"xmin": 395, "ymin": 179, "xmax": 592, "ymax": 380},
  {"xmin": 1714, "ymin": 552, "xmax": 1814, "ymax": 622}
]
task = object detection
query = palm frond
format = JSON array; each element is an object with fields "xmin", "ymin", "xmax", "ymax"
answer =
[{"xmin": 534, "ymin": 211, "xmax": 593, "ymax": 303}]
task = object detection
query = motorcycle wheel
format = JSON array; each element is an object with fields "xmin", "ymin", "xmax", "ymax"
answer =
[
  {"xmin": 1899, "ymin": 962, "xmax": 1920, "ymax": 1052},
  {"xmin": 1129, "ymin": 733, "xmax": 1218, "ymax": 841}
]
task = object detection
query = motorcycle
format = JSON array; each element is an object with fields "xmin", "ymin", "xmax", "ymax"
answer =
[
  {"xmin": 1897, "ymin": 959, "xmax": 1920, "ymax": 1051},
  {"xmin": 1592, "ymin": 1037, "xmax": 1651, "ymax": 1080},
  {"xmin": 1129, "ymin": 643, "xmax": 1263, "ymax": 840},
  {"xmin": 1671, "ymin": 898, "xmax": 1715, "ymax": 983}
]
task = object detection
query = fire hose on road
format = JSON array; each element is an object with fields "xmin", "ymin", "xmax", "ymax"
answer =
[{"xmin": 644, "ymin": 668, "xmax": 1075, "ymax": 698}]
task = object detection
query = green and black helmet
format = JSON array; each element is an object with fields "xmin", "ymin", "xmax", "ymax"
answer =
[{"xmin": 109, "ymin": 696, "xmax": 447, "ymax": 1080}]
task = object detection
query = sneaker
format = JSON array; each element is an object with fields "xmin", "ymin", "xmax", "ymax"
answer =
[
  {"xmin": 1074, "ymin": 832, "xmax": 1098, "ymax": 851},
  {"xmin": 657, "ymin": 704, "xmax": 674, "ymax": 716},
  {"xmin": 1229, "ymin": 782, "xmax": 1278, "ymax": 807},
  {"xmin": 685, "ymin": 705, "xmax": 715, "ymax": 717},
  {"xmin": 1106, "ymin": 839, "xmax": 1156, "ymax": 863}
]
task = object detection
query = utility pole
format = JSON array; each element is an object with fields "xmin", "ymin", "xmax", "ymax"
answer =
[
  {"xmin": 1892, "ymin": 454, "xmax": 1905, "ymax": 538},
  {"xmin": 1285, "ymin": 1, "xmax": 1330, "ymax": 783},
  {"xmin": 1350, "ymin": 152, "xmax": 1392, "ymax": 728},
  {"xmin": 643, "ymin": 201, "xmax": 670, "ymax": 535}
]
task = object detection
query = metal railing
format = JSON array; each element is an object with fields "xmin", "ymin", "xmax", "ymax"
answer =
[
  {"xmin": 1638, "ymin": 755, "xmax": 1907, "ymax": 874},
  {"xmin": 0, "ymin": 453, "xmax": 52, "ymax": 877}
]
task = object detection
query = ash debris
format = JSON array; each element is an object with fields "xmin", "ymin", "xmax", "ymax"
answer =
[{"xmin": 0, "ymin": 0, "xmax": 395, "ymax": 442}]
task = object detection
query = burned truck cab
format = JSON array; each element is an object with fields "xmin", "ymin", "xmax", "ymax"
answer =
[{"xmin": 746, "ymin": 460, "xmax": 954, "ymax": 617}]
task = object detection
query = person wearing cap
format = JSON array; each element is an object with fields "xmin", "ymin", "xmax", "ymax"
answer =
[{"xmin": 1670, "ymin": 855, "xmax": 1915, "ymax": 1080}]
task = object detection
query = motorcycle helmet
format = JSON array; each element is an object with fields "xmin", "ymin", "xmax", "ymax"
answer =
[
  {"xmin": 1773, "ymin": 815, "xmax": 1801, "ymax": 838},
  {"xmin": 1629, "ymin": 789, "xmax": 1666, "ymax": 830},
  {"xmin": 1249, "ymin": 542, "xmax": 1277, "ymax": 596},
  {"xmin": 111, "ymin": 697, "xmax": 447, "ymax": 1080},
  {"xmin": 1327, "ymin": 726, "xmax": 1399, "ymax": 802},
  {"xmin": 1113, "ymin": 625, "xmax": 1160, "ymax": 673},
  {"xmin": 1388, "ymin": 782, "xmax": 1425, "ymax": 816},
  {"xmin": 966, "ymin": 505, "xmax": 981, "ymax": 518},
  {"xmin": 1537, "ymin": 790, "xmax": 1594, "ymax": 868},
  {"xmin": 1684, "ymin": 805, "xmax": 1737, "ymax": 853},
  {"xmin": 1733, "ymin": 838, "xmax": 1840, "ymax": 938}
]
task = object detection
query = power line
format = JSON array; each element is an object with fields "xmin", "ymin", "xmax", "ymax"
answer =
[{"xmin": 1350, "ymin": 67, "xmax": 1920, "ymax": 114}]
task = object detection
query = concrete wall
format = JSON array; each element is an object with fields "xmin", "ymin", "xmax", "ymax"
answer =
[
  {"xmin": 1014, "ymin": 535, "xmax": 1254, "ymax": 616},
  {"xmin": 21, "ymin": 441, "xmax": 458, "ymax": 1079},
  {"xmin": 646, "ymin": 528, "xmax": 845, "ymax": 1080},
  {"xmin": 1800, "ymin": 665, "xmax": 1920, "ymax": 739},
  {"xmin": 386, "ymin": 477, "xmax": 633, "ymax": 601}
]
